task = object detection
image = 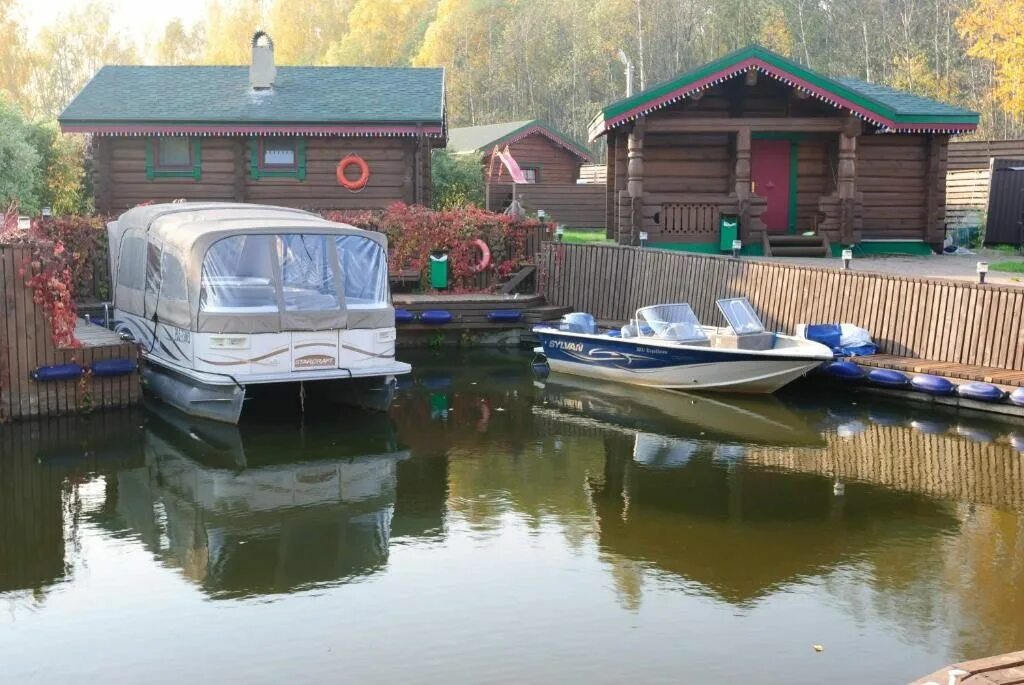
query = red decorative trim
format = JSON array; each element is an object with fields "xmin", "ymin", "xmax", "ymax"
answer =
[
  {"xmin": 60, "ymin": 123, "xmax": 446, "ymax": 137},
  {"xmin": 599, "ymin": 57, "xmax": 977, "ymax": 136}
]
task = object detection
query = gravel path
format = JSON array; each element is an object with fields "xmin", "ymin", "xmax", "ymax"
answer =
[{"xmin": 751, "ymin": 248, "xmax": 1024, "ymax": 287}]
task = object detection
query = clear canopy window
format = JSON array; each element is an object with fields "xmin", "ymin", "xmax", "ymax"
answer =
[
  {"xmin": 635, "ymin": 304, "xmax": 708, "ymax": 342},
  {"xmin": 336, "ymin": 235, "xmax": 388, "ymax": 306},
  {"xmin": 716, "ymin": 298, "xmax": 765, "ymax": 335},
  {"xmin": 279, "ymin": 235, "xmax": 340, "ymax": 312},
  {"xmin": 201, "ymin": 235, "xmax": 278, "ymax": 313}
]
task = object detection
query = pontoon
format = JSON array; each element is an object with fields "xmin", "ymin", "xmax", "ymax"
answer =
[
  {"xmin": 533, "ymin": 298, "xmax": 832, "ymax": 393},
  {"xmin": 107, "ymin": 202, "xmax": 409, "ymax": 423}
]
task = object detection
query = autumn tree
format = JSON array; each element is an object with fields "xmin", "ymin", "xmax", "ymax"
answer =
[
  {"xmin": 0, "ymin": 0, "xmax": 33, "ymax": 101},
  {"xmin": 268, "ymin": 0, "xmax": 352, "ymax": 64},
  {"xmin": 323, "ymin": 0, "xmax": 433, "ymax": 66},
  {"xmin": 958, "ymin": 0, "xmax": 1024, "ymax": 119},
  {"xmin": 202, "ymin": 0, "xmax": 265, "ymax": 64},
  {"xmin": 153, "ymin": 19, "xmax": 206, "ymax": 65}
]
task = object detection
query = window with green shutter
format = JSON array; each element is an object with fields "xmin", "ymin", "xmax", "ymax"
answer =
[
  {"xmin": 145, "ymin": 137, "xmax": 202, "ymax": 180},
  {"xmin": 250, "ymin": 137, "xmax": 307, "ymax": 180}
]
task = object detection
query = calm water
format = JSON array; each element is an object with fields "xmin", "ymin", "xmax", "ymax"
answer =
[{"xmin": 2, "ymin": 351, "xmax": 1024, "ymax": 684}]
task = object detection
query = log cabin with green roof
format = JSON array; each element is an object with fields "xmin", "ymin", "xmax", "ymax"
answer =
[
  {"xmin": 592, "ymin": 45, "xmax": 979, "ymax": 256},
  {"xmin": 59, "ymin": 32, "xmax": 446, "ymax": 215}
]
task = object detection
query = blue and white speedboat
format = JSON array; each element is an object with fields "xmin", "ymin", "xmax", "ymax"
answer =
[{"xmin": 533, "ymin": 298, "xmax": 832, "ymax": 394}]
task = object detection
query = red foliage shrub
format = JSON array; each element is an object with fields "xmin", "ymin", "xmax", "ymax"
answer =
[
  {"xmin": 0, "ymin": 215, "xmax": 107, "ymax": 348},
  {"xmin": 325, "ymin": 203, "xmax": 550, "ymax": 292}
]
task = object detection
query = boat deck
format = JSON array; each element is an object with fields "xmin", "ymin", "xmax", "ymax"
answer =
[
  {"xmin": 910, "ymin": 649, "xmax": 1024, "ymax": 684},
  {"xmin": 75, "ymin": 318, "xmax": 124, "ymax": 348},
  {"xmin": 393, "ymin": 293, "xmax": 570, "ymax": 334}
]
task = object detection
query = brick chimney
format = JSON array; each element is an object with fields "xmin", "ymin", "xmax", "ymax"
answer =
[{"xmin": 249, "ymin": 31, "xmax": 276, "ymax": 90}]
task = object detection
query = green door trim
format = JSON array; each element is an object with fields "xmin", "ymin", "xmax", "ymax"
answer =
[{"xmin": 752, "ymin": 132, "xmax": 802, "ymax": 234}]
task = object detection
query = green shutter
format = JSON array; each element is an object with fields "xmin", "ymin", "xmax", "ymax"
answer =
[
  {"xmin": 145, "ymin": 138, "xmax": 155, "ymax": 180},
  {"xmin": 297, "ymin": 137, "xmax": 307, "ymax": 181},
  {"xmin": 249, "ymin": 138, "xmax": 260, "ymax": 179},
  {"xmin": 191, "ymin": 138, "xmax": 202, "ymax": 180}
]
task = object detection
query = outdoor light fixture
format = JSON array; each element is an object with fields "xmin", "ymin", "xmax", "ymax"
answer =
[
  {"xmin": 639, "ymin": 230, "xmax": 648, "ymax": 246},
  {"xmin": 17, "ymin": 216, "xmax": 30, "ymax": 230},
  {"xmin": 977, "ymin": 261, "xmax": 989, "ymax": 284},
  {"xmin": 732, "ymin": 239, "xmax": 742, "ymax": 258},
  {"xmin": 842, "ymin": 248, "xmax": 853, "ymax": 270},
  {"xmin": 537, "ymin": 209, "xmax": 546, "ymax": 221},
  {"xmin": 555, "ymin": 225, "xmax": 564, "ymax": 242},
  {"xmin": 41, "ymin": 207, "xmax": 52, "ymax": 218}
]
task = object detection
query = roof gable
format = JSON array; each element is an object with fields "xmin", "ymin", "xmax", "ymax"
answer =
[
  {"xmin": 589, "ymin": 45, "xmax": 978, "ymax": 140},
  {"xmin": 448, "ymin": 119, "xmax": 593, "ymax": 161},
  {"xmin": 59, "ymin": 65, "xmax": 446, "ymax": 137}
]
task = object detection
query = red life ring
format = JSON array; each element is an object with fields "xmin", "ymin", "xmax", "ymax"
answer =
[
  {"xmin": 337, "ymin": 155, "xmax": 370, "ymax": 191},
  {"xmin": 469, "ymin": 238, "xmax": 491, "ymax": 273}
]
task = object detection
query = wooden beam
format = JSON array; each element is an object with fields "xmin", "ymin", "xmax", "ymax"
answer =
[
  {"xmin": 646, "ymin": 117, "xmax": 847, "ymax": 134},
  {"xmin": 627, "ymin": 120, "xmax": 645, "ymax": 245},
  {"xmin": 837, "ymin": 131, "xmax": 857, "ymax": 244}
]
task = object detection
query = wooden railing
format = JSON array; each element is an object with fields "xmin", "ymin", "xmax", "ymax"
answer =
[
  {"xmin": 660, "ymin": 203, "xmax": 720, "ymax": 239},
  {"xmin": 539, "ymin": 243, "xmax": 1024, "ymax": 370}
]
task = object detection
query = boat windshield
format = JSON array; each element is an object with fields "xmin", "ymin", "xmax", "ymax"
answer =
[
  {"xmin": 716, "ymin": 297, "xmax": 765, "ymax": 335},
  {"xmin": 635, "ymin": 304, "xmax": 708, "ymax": 343}
]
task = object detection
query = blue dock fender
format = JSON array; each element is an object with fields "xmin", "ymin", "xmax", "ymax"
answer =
[
  {"xmin": 1009, "ymin": 388, "xmax": 1024, "ymax": 407},
  {"xmin": 822, "ymin": 360, "xmax": 865, "ymax": 381},
  {"xmin": 420, "ymin": 310, "xmax": 453, "ymax": 325},
  {"xmin": 30, "ymin": 364, "xmax": 84, "ymax": 382},
  {"xmin": 957, "ymin": 382, "xmax": 1006, "ymax": 403},
  {"xmin": 395, "ymin": 308, "xmax": 415, "ymax": 324},
  {"xmin": 90, "ymin": 358, "xmax": 137, "ymax": 377},
  {"xmin": 487, "ymin": 310, "xmax": 522, "ymax": 323},
  {"xmin": 866, "ymin": 368, "xmax": 910, "ymax": 388},
  {"xmin": 910, "ymin": 374, "xmax": 957, "ymax": 396}
]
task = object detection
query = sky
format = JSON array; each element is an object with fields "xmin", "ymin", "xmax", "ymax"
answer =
[{"xmin": 17, "ymin": 0, "xmax": 209, "ymax": 40}]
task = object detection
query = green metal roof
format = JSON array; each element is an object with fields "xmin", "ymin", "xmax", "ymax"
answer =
[
  {"xmin": 448, "ymin": 119, "xmax": 593, "ymax": 161},
  {"xmin": 59, "ymin": 65, "xmax": 445, "ymax": 126},
  {"xmin": 590, "ymin": 45, "xmax": 978, "ymax": 140}
]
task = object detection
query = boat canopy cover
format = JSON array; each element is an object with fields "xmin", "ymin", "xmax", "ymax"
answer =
[{"xmin": 107, "ymin": 202, "xmax": 392, "ymax": 333}]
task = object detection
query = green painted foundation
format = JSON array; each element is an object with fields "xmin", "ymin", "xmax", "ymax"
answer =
[
  {"xmin": 646, "ymin": 240, "xmax": 933, "ymax": 258},
  {"xmin": 854, "ymin": 240, "xmax": 935, "ymax": 256}
]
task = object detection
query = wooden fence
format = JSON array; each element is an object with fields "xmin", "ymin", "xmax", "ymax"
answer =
[
  {"xmin": 487, "ymin": 182, "xmax": 606, "ymax": 228},
  {"xmin": 1, "ymin": 247, "xmax": 140, "ymax": 422},
  {"xmin": 539, "ymin": 243, "xmax": 1024, "ymax": 370},
  {"xmin": 946, "ymin": 139, "xmax": 1024, "ymax": 232}
]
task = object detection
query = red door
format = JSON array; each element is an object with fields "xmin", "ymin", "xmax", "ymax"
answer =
[{"xmin": 751, "ymin": 139, "xmax": 791, "ymax": 233}]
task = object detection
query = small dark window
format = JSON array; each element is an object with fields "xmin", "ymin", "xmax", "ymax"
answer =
[
  {"xmin": 156, "ymin": 138, "xmax": 192, "ymax": 169},
  {"xmin": 521, "ymin": 167, "xmax": 539, "ymax": 183}
]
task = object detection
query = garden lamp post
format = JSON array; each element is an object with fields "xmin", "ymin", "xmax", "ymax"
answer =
[
  {"xmin": 732, "ymin": 239, "xmax": 742, "ymax": 258},
  {"xmin": 842, "ymin": 248, "xmax": 853, "ymax": 270},
  {"xmin": 977, "ymin": 261, "xmax": 988, "ymax": 284}
]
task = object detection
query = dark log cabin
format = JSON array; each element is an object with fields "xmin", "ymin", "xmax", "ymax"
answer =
[
  {"xmin": 591, "ymin": 45, "xmax": 979, "ymax": 255},
  {"xmin": 59, "ymin": 33, "xmax": 445, "ymax": 214},
  {"xmin": 448, "ymin": 120, "xmax": 593, "ymax": 208}
]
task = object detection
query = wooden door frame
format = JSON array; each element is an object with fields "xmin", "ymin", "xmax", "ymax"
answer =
[{"xmin": 752, "ymin": 132, "xmax": 803, "ymax": 234}]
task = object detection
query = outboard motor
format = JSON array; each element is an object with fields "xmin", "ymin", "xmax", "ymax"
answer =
[{"xmin": 559, "ymin": 312, "xmax": 598, "ymax": 334}]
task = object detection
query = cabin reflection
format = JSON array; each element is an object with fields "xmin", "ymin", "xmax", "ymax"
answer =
[{"xmin": 591, "ymin": 432, "xmax": 959, "ymax": 605}]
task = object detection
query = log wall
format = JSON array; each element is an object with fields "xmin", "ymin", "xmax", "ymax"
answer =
[
  {"xmin": 483, "ymin": 132, "xmax": 583, "ymax": 184},
  {"xmin": 1, "ymin": 247, "xmax": 140, "ymax": 422},
  {"xmin": 539, "ymin": 243, "xmax": 1024, "ymax": 370},
  {"xmin": 486, "ymin": 182, "xmax": 605, "ymax": 228},
  {"xmin": 93, "ymin": 135, "xmax": 432, "ymax": 214}
]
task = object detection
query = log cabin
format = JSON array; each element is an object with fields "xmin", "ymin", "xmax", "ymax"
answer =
[
  {"xmin": 591, "ymin": 45, "xmax": 979, "ymax": 256},
  {"xmin": 448, "ymin": 120, "xmax": 593, "ymax": 209},
  {"xmin": 58, "ymin": 32, "xmax": 445, "ymax": 215}
]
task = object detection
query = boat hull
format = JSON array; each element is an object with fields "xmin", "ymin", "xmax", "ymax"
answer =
[{"xmin": 536, "ymin": 331, "xmax": 825, "ymax": 393}]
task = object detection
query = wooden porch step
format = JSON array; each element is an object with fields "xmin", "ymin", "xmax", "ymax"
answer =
[
  {"xmin": 769, "ymin": 245, "xmax": 829, "ymax": 257},
  {"xmin": 763, "ymin": 232, "xmax": 830, "ymax": 258},
  {"xmin": 766, "ymin": 234, "xmax": 826, "ymax": 246}
]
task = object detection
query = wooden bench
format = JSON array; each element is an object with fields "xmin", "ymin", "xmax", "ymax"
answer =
[{"xmin": 858, "ymin": 354, "xmax": 1024, "ymax": 388}]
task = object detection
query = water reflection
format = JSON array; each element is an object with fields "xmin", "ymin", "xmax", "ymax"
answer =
[{"xmin": 2, "ymin": 351, "xmax": 1024, "ymax": 683}]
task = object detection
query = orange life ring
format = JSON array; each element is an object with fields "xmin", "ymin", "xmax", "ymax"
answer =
[
  {"xmin": 337, "ymin": 155, "xmax": 370, "ymax": 191},
  {"xmin": 469, "ymin": 238, "xmax": 491, "ymax": 273}
]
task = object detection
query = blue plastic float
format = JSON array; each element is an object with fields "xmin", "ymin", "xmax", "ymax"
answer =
[
  {"xmin": 420, "ymin": 310, "xmax": 453, "ymax": 325},
  {"xmin": 956, "ymin": 382, "xmax": 1005, "ymax": 403},
  {"xmin": 1009, "ymin": 388, "xmax": 1024, "ymax": 407},
  {"xmin": 30, "ymin": 364, "xmax": 84, "ymax": 382},
  {"xmin": 90, "ymin": 358, "xmax": 136, "ymax": 377},
  {"xmin": 867, "ymin": 368, "xmax": 910, "ymax": 388},
  {"xmin": 394, "ymin": 308, "xmax": 414, "ymax": 324},
  {"xmin": 822, "ymin": 360, "xmax": 865, "ymax": 380},
  {"xmin": 487, "ymin": 310, "xmax": 522, "ymax": 323},
  {"xmin": 910, "ymin": 374, "xmax": 957, "ymax": 396}
]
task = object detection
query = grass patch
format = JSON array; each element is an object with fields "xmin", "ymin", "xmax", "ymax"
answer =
[
  {"xmin": 989, "ymin": 261, "xmax": 1024, "ymax": 273},
  {"xmin": 987, "ymin": 244, "xmax": 1021, "ymax": 256},
  {"xmin": 562, "ymin": 229, "xmax": 614, "ymax": 245}
]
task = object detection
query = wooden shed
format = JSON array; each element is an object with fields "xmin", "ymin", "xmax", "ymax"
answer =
[
  {"xmin": 448, "ymin": 120, "xmax": 604, "ymax": 227},
  {"xmin": 59, "ymin": 33, "xmax": 445, "ymax": 214},
  {"xmin": 591, "ymin": 45, "xmax": 979, "ymax": 256}
]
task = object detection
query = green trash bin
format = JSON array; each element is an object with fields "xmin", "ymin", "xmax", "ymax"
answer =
[
  {"xmin": 719, "ymin": 215, "xmax": 739, "ymax": 252},
  {"xmin": 429, "ymin": 251, "xmax": 449, "ymax": 289}
]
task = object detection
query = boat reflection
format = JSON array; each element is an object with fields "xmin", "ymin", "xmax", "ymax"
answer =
[
  {"xmin": 537, "ymin": 374, "xmax": 826, "ymax": 450},
  {"xmin": 111, "ymin": 403, "xmax": 414, "ymax": 598}
]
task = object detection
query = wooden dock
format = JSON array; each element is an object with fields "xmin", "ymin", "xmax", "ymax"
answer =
[
  {"xmin": 393, "ymin": 293, "xmax": 569, "ymax": 345},
  {"xmin": 1, "ymin": 247, "xmax": 140, "ymax": 422},
  {"xmin": 910, "ymin": 649, "xmax": 1024, "ymax": 684}
]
